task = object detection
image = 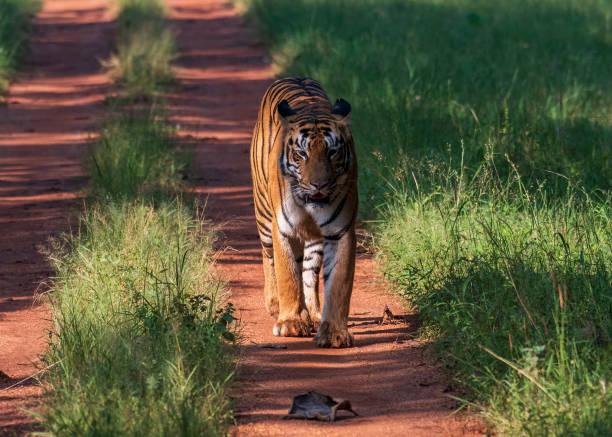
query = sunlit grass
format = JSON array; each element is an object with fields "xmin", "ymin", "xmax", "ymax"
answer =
[
  {"xmin": 41, "ymin": 202, "xmax": 234, "ymax": 436},
  {"xmin": 377, "ymin": 162, "xmax": 611, "ymax": 435},
  {"xmin": 90, "ymin": 110, "xmax": 188, "ymax": 202}
]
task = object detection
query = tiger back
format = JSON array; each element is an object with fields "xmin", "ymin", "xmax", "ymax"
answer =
[{"xmin": 250, "ymin": 77, "xmax": 357, "ymax": 348}]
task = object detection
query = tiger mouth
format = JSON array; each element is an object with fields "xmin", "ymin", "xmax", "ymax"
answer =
[{"xmin": 305, "ymin": 192, "xmax": 330, "ymax": 204}]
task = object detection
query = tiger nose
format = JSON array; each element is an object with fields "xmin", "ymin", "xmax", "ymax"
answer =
[{"xmin": 311, "ymin": 181, "xmax": 328, "ymax": 190}]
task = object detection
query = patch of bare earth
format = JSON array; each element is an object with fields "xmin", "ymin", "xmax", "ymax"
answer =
[
  {"xmin": 167, "ymin": 1, "xmax": 484, "ymax": 435},
  {"xmin": 0, "ymin": 1, "xmax": 111, "ymax": 434}
]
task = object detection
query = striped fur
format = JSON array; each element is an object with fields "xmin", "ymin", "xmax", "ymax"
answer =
[{"xmin": 250, "ymin": 77, "xmax": 357, "ymax": 347}]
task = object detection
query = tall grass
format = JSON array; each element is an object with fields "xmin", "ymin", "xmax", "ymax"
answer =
[
  {"xmin": 42, "ymin": 203, "xmax": 234, "ymax": 436},
  {"xmin": 240, "ymin": 0, "xmax": 611, "ymax": 208},
  {"xmin": 377, "ymin": 162, "xmax": 611, "ymax": 435},
  {"xmin": 106, "ymin": 0, "xmax": 175, "ymax": 97},
  {"xmin": 40, "ymin": 1, "xmax": 236, "ymax": 435},
  {"xmin": 239, "ymin": 0, "xmax": 612, "ymax": 434},
  {"xmin": 0, "ymin": 0, "xmax": 40, "ymax": 94},
  {"xmin": 91, "ymin": 111, "xmax": 189, "ymax": 202}
]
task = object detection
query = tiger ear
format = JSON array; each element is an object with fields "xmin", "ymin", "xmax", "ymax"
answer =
[
  {"xmin": 277, "ymin": 100, "xmax": 297, "ymax": 121},
  {"xmin": 332, "ymin": 98, "xmax": 351, "ymax": 124}
]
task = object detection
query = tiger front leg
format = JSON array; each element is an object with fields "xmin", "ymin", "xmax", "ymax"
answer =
[
  {"xmin": 262, "ymin": 249, "xmax": 279, "ymax": 317},
  {"xmin": 302, "ymin": 239, "xmax": 323, "ymax": 330},
  {"xmin": 315, "ymin": 230, "xmax": 356, "ymax": 348},
  {"xmin": 271, "ymin": 229, "xmax": 312, "ymax": 337}
]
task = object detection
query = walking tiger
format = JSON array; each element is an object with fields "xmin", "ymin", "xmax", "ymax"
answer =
[{"xmin": 249, "ymin": 77, "xmax": 357, "ymax": 348}]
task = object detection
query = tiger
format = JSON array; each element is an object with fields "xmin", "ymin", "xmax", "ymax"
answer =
[{"xmin": 249, "ymin": 77, "xmax": 357, "ymax": 348}]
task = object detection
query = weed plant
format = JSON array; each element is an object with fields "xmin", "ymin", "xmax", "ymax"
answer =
[
  {"xmin": 239, "ymin": 0, "xmax": 612, "ymax": 434},
  {"xmin": 0, "ymin": 0, "xmax": 40, "ymax": 94},
  {"xmin": 41, "ymin": 202, "xmax": 234, "ymax": 436}
]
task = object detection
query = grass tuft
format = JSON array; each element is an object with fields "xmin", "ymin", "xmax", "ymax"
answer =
[
  {"xmin": 41, "ymin": 202, "xmax": 234, "ymax": 436},
  {"xmin": 0, "ymin": 0, "xmax": 40, "ymax": 95},
  {"xmin": 90, "ymin": 111, "xmax": 188, "ymax": 202},
  {"xmin": 106, "ymin": 0, "xmax": 175, "ymax": 97}
]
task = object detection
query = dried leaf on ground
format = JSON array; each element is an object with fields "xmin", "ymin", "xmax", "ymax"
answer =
[{"xmin": 284, "ymin": 391, "xmax": 358, "ymax": 422}]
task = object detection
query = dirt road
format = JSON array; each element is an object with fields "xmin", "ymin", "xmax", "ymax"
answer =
[
  {"xmin": 0, "ymin": 1, "xmax": 110, "ymax": 433},
  {"xmin": 168, "ymin": 1, "xmax": 482, "ymax": 435}
]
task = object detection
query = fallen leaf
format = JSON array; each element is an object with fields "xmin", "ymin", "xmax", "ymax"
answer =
[{"xmin": 284, "ymin": 391, "xmax": 358, "ymax": 422}]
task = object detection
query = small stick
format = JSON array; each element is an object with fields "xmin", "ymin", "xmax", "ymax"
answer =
[{"xmin": 0, "ymin": 360, "xmax": 61, "ymax": 391}]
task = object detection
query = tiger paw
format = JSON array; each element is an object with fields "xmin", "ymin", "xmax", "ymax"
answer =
[
  {"xmin": 314, "ymin": 321, "xmax": 354, "ymax": 348},
  {"xmin": 273, "ymin": 316, "xmax": 312, "ymax": 337}
]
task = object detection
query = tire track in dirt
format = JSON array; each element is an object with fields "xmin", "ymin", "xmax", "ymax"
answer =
[
  {"xmin": 168, "ymin": 1, "xmax": 483, "ymax": 435},
  {"xmin": 0, "ymin": 1, "xmax": 111, "ymax": 433}
]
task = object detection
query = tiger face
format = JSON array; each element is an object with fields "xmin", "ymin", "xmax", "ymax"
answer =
[{"xmin": 278, "ymin": 99, "xmax": 353, "ymax": 208}]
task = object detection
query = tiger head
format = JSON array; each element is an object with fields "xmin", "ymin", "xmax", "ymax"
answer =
[{"xmin": 277, "ymin": 98, "xmax": 353, "ymax": 208}]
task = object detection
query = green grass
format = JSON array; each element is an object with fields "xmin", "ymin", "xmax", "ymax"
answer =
[
  {"xmin": 106, "ymin": 0, "xmax": 175, "ymax": 97},
  {"xmin": 241, "ymin": 0, "xmax": 611, "ymax": 205},
  {"xmin": 41, "ymin": 202, "xmax": 234, "ymax": 436},
  {"xmin": 39, "ymin": 1, "xmax": 236, "ymax": 435},
  {"xmin": 0, "ymin": 0, "xmax": 40, "ymax": 95},
  {"xmin": 239, "ymin": 0, "xmax": 612, "ymax": 434},
  {"xmin": 90, "ymin": 110, "xmax": 189, "ymax": 202},
  {"xmin": 377, "ymin": 167, "xmax": 611, "ymax": 435}
]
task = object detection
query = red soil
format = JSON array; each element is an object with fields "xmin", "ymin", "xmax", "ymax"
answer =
[
  {"xmin": 168, "ymin": 1, "xmax": 484, "ymax": 435},
  {"xmin": 0, "ymin": 1, "xmax": 111, "ymax": 434}
]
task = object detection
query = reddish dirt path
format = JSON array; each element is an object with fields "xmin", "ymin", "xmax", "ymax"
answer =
[
  {"xmin": 0, "ymin": 1, "xmax": 111, "ymax": 433},
  {"xmin": 168, "ymin": 1, "xmax": 482, "ymax": 435}
]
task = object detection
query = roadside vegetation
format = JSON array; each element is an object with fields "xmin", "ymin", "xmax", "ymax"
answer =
[
  {"xmin": 39, "ymin": 1, "xmax": 235, "ymax": 435},
  {"xmin": 106, "ymin": 0, "xmax": 175, "ymax": 97},
  {"xmin": 0, "ymin": 0, "xmax": 40, "ymax": 95},
  {"xmin": 239, "ymin": 0, "xmax": 612, "ymax": 435}
]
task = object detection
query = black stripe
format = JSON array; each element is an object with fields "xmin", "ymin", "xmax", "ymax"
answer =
[
  {"xmin": 255, "ymin": 199, "xmax": 272, "ymax": 221},
  {"xmin": 279, "ymin": 178, "xmax": 294, "ymax": 228},
  {"xmin": 320, "ymin": 191, "xmax": 348, "ymax": 227},
  {"xmin": 257, "ymin": 228, "xmax": 272, "ymax": 238},
  {"xmin": 303, "ymin": 251, "xmax": 323, "ymax": 261},
  {"xmin": 279, "ymin": 229, "xmax": 292, "ymax": 239},
  {"xmin": 256, "ymin": 218, "xmax": 271, "ymax": 233},
  {"xmin": 323, "ymin": 216, "xmax": 354, "ymax": 241}
]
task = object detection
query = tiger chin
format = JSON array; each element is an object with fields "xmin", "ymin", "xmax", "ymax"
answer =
[{"xmin": 249, "ymin": 77, "xmax": 358, "ymax": 348}]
